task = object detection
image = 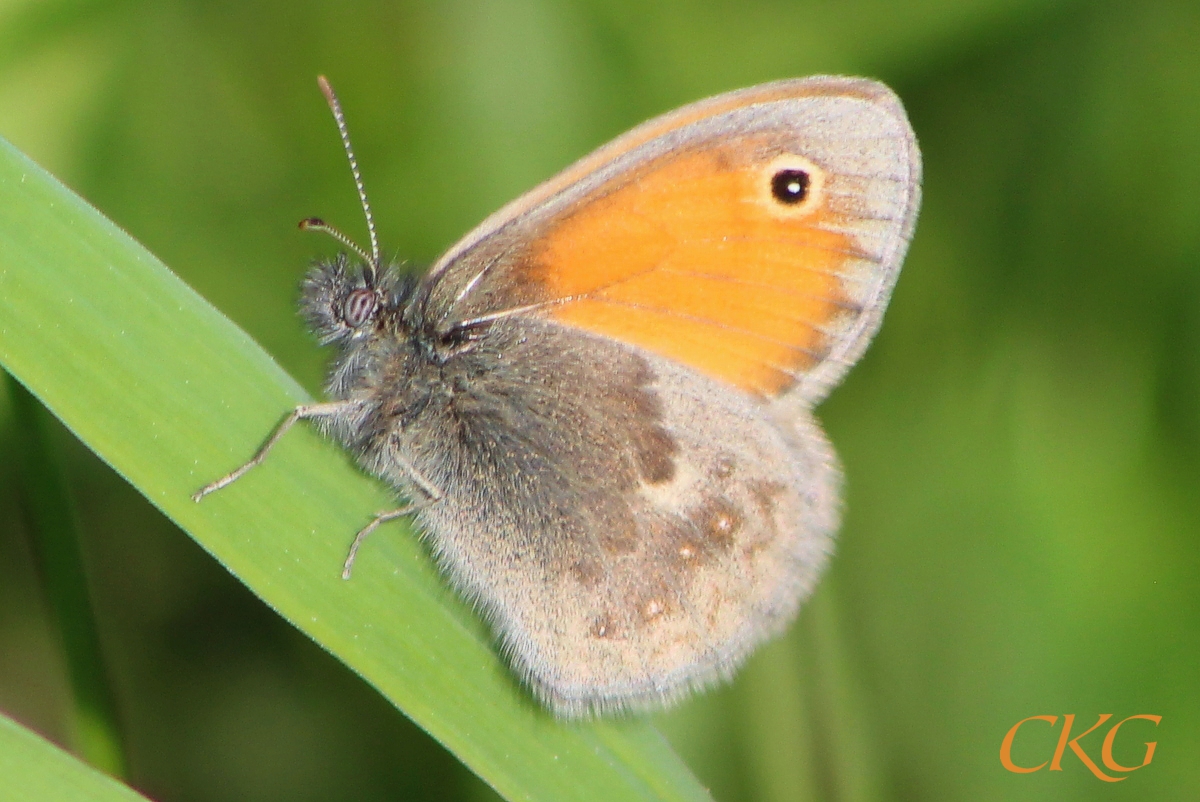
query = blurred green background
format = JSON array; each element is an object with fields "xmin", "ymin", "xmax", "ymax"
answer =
[{"xmin": 1, "ymin": 0, "xmax": 1198, "ymax": 799}]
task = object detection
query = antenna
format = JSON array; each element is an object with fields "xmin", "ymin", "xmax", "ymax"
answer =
[
  {"xmin": 312, "ymin": 75, "xmax": 381, "ymax": 279},
  {"xmin": 298, "ymin": 217, "xmax": 373, "ymax": 266}
]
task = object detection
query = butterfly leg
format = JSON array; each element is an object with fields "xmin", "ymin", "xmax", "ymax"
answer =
[
  {"xmin": 341, "ymin": 439, "xmax": 444, "ymax": 579},
  {"xmin": 341, "ymin": 504, "xmax": 421, "ymax": 579},
  {"xmin": 192, "ymin": 400, "xmax": 360, "ymax": 502}
]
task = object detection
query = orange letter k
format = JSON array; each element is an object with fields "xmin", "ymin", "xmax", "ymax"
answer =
[{"xmin": 1050, "ymin": 714, "xmax": 1122, "ymax": 782}]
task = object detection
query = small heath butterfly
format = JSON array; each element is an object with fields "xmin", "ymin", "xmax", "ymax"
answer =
[{"xmin": 196, "ymin": 75, "xmax": 921, "ymax": 716}]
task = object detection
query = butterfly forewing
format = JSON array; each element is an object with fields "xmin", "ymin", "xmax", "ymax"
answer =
[{"xmin": 421, "ymin": 76, "xmax": 920, "ymax": 405}]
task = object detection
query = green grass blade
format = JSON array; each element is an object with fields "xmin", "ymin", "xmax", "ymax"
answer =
[
  {"xmin": 0, "ymin": 137, "xmax": 710, "ymax": 802},
  {"xmin": 0, "ymin": 713, "xmax": 149, "ymax": 802},
  {"xmin": 7, "ymin": 374, "xmax": 127, "ymax": 779}
]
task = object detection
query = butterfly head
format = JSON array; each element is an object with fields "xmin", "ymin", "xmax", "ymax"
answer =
[{"xmin": 300, "ymin": 251, "xmax": 414, "ymax": 345}]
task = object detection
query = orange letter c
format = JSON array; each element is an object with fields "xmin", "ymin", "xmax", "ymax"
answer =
[{"xmin": 1001, "ymin": 716, "xmax": 1058, "ymax": 773}]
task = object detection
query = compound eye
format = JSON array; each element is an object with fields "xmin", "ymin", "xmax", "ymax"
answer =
[{"xmin": 343, "ymin": 289, "xmax": 378, "ymax": 327}]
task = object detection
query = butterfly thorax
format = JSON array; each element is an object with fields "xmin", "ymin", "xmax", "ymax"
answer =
[{"xmin": 298, "ymin": 254, "xmax": 498, "ymax": 485}]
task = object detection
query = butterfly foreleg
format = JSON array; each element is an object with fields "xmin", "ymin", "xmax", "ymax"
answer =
[{"xmin": 192, "ymin": 400, "xmax": 361, "ymax": 502}]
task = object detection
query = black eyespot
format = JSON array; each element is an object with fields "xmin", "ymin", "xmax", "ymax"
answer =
[
  {"xmin": 771, "ymin": 169, "xmax": 810, "ymax": 205},
  {"xmin": 343, "ymin": 289, "xmax": 378, "ymax": 327}
]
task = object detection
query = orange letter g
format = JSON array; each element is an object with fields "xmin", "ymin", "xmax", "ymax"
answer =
[{"xmin": 1102, "ymin": 715, "xmax": 1162, "ymax": 773}]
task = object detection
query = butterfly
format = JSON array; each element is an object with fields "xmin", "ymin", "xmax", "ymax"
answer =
[{"xmin": 195, "ymin": 75, "xmax": 921, "ymax": 717}]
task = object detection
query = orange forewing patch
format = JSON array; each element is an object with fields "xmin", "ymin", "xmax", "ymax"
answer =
[{"xmin": 536, "ymin": 146, "xmax": 861, "ymax": 397}]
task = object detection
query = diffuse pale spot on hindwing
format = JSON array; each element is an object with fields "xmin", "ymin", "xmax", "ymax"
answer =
[{"xmin": 693, "ymin": 496, "xmax": 743, "ymax": 551}]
